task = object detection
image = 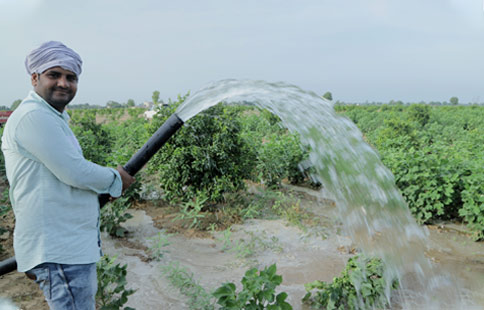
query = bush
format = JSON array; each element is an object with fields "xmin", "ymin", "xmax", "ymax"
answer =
[
  {"xmin": 148, "ymin": 97, "xmax": 254, "ymax": 203},
  {"xmin": 103, "ymin": 116, "xmax": 148, "ymax": 203},
  {"xmin": 237, "ymin": 108, "xmax": 309, "ymax": 187},
  {"xmin": 379, "ymin": 145, "xmax": 462, "ymax": 223},
  {"xmin": 96, "ymin": 255, "xmax": 135, "ymax": 310},
  {"xmin": 407, "ymin": 104, "xmax": 431, "ymax": 127},
  {"xmin": 213, "ymin": 264, "xmax": 292, "ymax": 310},
  {"xmin": 459, "ymin": 162, "xmax": 484, "ymax": 240},
  {"xmin": 71, "ymin": 110, "xmax": 143, "ymax": 237},
  {"xmin": 70, "ymin": 111, "xmax": 113, "ymax": 166},
  {"xmin": 255, "ymin": 133, "xmax": 308, "ymax": 188},
  {"xmin": 104, "ymin": 117, "xmax": 149, "ymax": 169},
  {"xmin": 336, "ymin": 104, "xmax": 484, "ymax": 236},
  {"xmin": 100, "ymin": 197, "xmax": 133, "ymax": 237}
]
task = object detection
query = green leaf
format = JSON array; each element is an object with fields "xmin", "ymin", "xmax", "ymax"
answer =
[{"xmin": 213, "ymin": 283, "xmax": 236, "ymax": 299}]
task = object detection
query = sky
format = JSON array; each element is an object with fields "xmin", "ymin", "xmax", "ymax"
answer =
[{"xmin": 1, "ymin": 0, "xmax": 484, "ymax": 107}]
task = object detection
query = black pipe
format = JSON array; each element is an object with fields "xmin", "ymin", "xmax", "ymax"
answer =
[
  {"xmin": 0, "ymin": 256, "xmax": 17, "ymax": 276},
  {"xmin": 98, "ymin": 113, "xmax": 184, "ymax": 207},
  {"xmin": 0, "ymin": 113, "xmax": 184, "ymax": 276}
]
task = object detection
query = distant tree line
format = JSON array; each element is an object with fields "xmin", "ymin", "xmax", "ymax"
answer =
[
  {"xmin": 3, "ymin": 91, "xmax": 479, "ymax": 111},
  {"xmin": 5, "ymin": 98, "xmax": 144, "ymax": 111},
  {"xmin": 331, "ymin": 96, "xmax": 484, "ymax": 106},
  {"xmin": 321, "ymin": 92, "xmax": 474, "ymax": 106}
]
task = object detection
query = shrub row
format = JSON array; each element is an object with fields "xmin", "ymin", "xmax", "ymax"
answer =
[
  {"xmin": 6, "ymin": 99, "xmax": 481, "ymax": 238},
  {"xmin": 146, "ymin": 96, "xmax": 309, "ymax": 203},
  {"xmin": 336, "ymin": 104, "xmax": 484, "ymax": 239}
]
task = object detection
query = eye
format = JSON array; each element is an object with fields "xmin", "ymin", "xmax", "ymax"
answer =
[
  {"xmin": 47, "ymin": 72, "xmax": 60, "ymax": 78},
  {"xmin": 67, "ymin": 75, "xmax": 78, "ymax": 82}
]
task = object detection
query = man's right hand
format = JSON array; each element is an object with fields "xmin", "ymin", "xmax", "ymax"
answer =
[{"xmin": 116, "ymin": 165, "xmax": 135, "ymax": 192}]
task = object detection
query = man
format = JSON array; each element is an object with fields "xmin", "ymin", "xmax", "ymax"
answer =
[{"xmin": 1, "ymin": 41, "xmax": 135, "ymax": 309}]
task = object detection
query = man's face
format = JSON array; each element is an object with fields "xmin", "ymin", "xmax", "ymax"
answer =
[{"xmin": 31, "ymin": 66, "xmax": 78, "ymax": 112}]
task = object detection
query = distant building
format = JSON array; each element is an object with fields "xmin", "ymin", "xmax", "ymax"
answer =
[
  {"xmin": 142, "ymin": 101, "xmax": 154, "ymax": 109},
  {"xmin": 0, "ymin": 111, "xmax": 13, "ymax": 126}
]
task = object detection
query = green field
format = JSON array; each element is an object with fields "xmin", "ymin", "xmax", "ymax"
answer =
[{"xmin": 1, "ymin": 100, "xmax": 483, "ymax": 309}]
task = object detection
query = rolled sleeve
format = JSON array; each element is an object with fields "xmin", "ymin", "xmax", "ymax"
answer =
[{"xmin": 109, "ymin": 168, "xmax": 122, "ymax": 198}]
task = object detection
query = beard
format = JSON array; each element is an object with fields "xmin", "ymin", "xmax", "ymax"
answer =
[{"xmin": 44, "ymin": 87, "xmax": 75, "ymax": 107}]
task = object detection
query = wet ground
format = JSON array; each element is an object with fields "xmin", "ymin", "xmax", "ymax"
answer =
[
  {"xmin": 101, "ymin": 186, "xmax": 354, "ymax": 310},
  {"xmin": 103, "ymin": 215, "xmax": 354, "ymax": 309},
  {"xmin": 1, "ymin": 185, "xmax": 483, "ymax": 309},
  {"xmin": 101, "ymin": 186, "xmax": 484, "ymax": 310},
  {"xmin": 425, "ymin": 223, "xmax": 484, "ymax": 307}
]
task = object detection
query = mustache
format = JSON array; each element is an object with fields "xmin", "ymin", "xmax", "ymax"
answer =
[{"xmin": 53, "ymin": 87, "xmax": 71, "ymax": 93}]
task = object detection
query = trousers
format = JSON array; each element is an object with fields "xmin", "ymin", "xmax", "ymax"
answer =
[{"xmin": 26, "ymin": 262, "xmax": 97, "ymax": 310}]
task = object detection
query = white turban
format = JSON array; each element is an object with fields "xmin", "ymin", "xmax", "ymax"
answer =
[{"xmin": 25, "ymin": 41, "xmax": 82, "ymax": 77}]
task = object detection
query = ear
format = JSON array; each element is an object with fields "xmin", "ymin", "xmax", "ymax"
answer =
[{"xmin": 31, "ymin": 73, "xmax": 39, "ymax": 87}]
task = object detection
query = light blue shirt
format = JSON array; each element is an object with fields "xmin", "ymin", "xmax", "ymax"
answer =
[{"xmin": 1, "ymin": 91, "xmax": 122, "ymax": 272}]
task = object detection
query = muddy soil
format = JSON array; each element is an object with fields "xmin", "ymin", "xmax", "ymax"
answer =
[
  {"xmin": 104, "ymin": 187, "xmax": 484, "ymax": 310},
  {"xmin": 1, "ymin": 185, "xmax": 484, "ymax": 309},
  {"xmin": 100, "ymin": 187, "xmax": 351, "ymax": 310}
]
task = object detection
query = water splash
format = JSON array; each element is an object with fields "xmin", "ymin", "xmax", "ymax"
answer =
[
  {"xmin": 0, "ymin": 298, "xmax": 18, "ymax": 310},
  {"xmin": 175, "ymin": 79, "xmax": 478, "ymax": 308}
]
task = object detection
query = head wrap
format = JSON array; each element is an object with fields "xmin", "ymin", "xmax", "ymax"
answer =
[{"xmin": 25, "ymin": 41, "xmax": 82, "ymax": 77}]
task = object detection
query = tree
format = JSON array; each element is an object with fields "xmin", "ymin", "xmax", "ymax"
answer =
[
  {"xmin": 126, "ymin": 99, "xmax": 135, "ymax": 107},
  {"xmin": 11, "ymin": 99, "xmax": 22, "ymax": 110},
  {"xmin": 106, "ymin": 100, "xmax": 122, "ymax": 108},
  {"xmin": 152, "ymin": 91, "xmax": 160, "ymax": 105},
  {"xmin": 450, "ymin": 96, "xmax": 459, "ymax": 105},
  {"xmin": 322, "ymin": 91, "xmax": 333, "ymax": 101}
]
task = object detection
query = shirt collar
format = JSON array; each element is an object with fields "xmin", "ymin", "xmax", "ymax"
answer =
[{"xmin": 29, "ymin": 90, "xmax": 70, "ymax": 122}]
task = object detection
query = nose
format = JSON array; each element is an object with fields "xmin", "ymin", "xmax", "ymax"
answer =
[{"xmin": 57, "ymin": 76, "xmax": 68, "ymax": 88}]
